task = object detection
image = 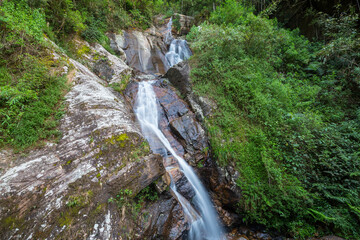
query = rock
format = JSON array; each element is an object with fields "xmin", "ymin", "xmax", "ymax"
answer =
[
  {"xmin": 141, "ymin": 194, "xmax": 187, "ymax": 240},
  {"xmin": 73, "ymin": 38, "xmax": 132, "ymax": 84},
  {"xmin": 155, "ymin": 175, "xmax": 169, "ymax": 194},
  {"xmin": 106, "ymin": 32, "xmax": 127, "ymax": 62},
  {"xmin": 170, "ymin": 114, "xmax": 207, "ymax": 151},
  {"xmin": 93, "ymin": 58, "xmax": 115, "ymax": 81},
  {"xmin": 174, "ymin": 14, "xmax": 195, "ymax": 36},
  {"xmin": 164, "ymin": 61, "xmax": 216, "ymax": 121},
  {"xmin": 211, "ymin": 164, "xmax": 242, "ymax": 207},
  {"xmin": 256, "ymin": 232, "xmax": 272, "ymax": 240},
  {"xmin": 164, "ymin": 61, "xmax": 191, "ymax": 95},
  {"xmin": 154, "ymin": 84, "xmax": 189, "ymax": 121},
  {"xmin": 174, "ymin": 173, "xmax": 196, "ymax": 201},
  {"xmin": 120, "ymin": 30, "xmax": 169, "ymax": 74},
  {"xmin": 106, "ymin": 154, "xmax": 164, "ymax": 196}
]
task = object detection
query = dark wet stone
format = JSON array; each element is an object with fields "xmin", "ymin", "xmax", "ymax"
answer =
[
  {"xmin": 142, "ymin": 194, "xmax": 187, "ymax": 240},
  {"xmin": 154, "ymin": 86, "xmax": 189, "ymax": 121},
  {"xmin": 175, "ymin": 175, "xmax": 196, "ymax": 201},
  {"xmin": 170, "ymin": 114, "xmax": 207, "ymax": 151},
  {"xmin": 164, "ymin": 61, "xmax": 191, "ymax": 96}
]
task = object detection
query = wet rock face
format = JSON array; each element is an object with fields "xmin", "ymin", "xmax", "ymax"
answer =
[
  {"xmin": 108, "ymin": 29, "xmax": 169, "ymax": 74},
  {"xmin": 165, "ymin": 61, "xmax": 216, "ymax": 122},
  {"xmin": 164, "ymin": 62, "xmax": 244, "ymax": 229},
  {"xmin": 153, "ymin": 80, "xmax": 209, "ymax": 163},
  {"xmin": 170, "ymin": 114, "xmax": 207, "ymax": 152},
  {"xmin": 126, "ymin": 79, "xmax": 208, "ymax": 206},
  {"xmin": 142, "ymin": 193, "xmax": 188, "ymax": 240}
]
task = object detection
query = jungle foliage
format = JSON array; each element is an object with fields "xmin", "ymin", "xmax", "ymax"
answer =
[{"xmin": 188, "ymin": 0, "xmax": 360, "ymax": 238}]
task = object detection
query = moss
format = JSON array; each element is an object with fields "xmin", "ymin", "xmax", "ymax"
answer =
[
  {"xmin": 105, "ymin": 133, "xmax": 129, "ymax": 146},
  {"xmin": 58, "ymin": 190, "xmax": 94, "ymax": 228},
  {"xmin": 109, "ymin": 74, "xmax": 131, "ymax": 94},
  {"xmin": 58, "ymin": 214, "xmax": 70, "ymax": 227},
  {"xmin": 2, "ymin": 216, "xmax": 16, "ymax": 229},
  {"xmin": 76, "ymin": 45, "xmax": 91, "ymax": 57},
  {"xmin": 88, "ymin": 203, "xmax": 105, "ymax": 220},
  {"xmin": 87, "ymin": 190, "xmax": 94, "ymax": 198},
  {"xmin": 1, "ymin": 216, "xmax": 24, "ymax": 230},
  {"xmin": 130, "ymin": 140, "xmax": 151, "ymax": 161}
]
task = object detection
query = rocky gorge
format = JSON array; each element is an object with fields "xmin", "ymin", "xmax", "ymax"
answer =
[{"xmin": 0, "ymin": 15, "xmax": 248, "ymax": 240}]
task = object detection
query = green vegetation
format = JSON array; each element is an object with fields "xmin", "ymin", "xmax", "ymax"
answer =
[
  {"xmin": 0, "ymin": 1, "xmax": 68, "ymax": 149},
  {"xmin": 108, "ymin": 184, "xmax": 158, "ymax": 220},
  {"xmin": 187, "ymin": 0, "xmax": 360, "ymax": 238},
  {"xmin": 109, "ymin": 74, "xmax": 132, "ymax": 94}
]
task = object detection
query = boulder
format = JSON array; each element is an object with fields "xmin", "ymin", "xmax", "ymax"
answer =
[
  {"xmin": 141, "ymin": 194, "xmax": 187, "ymax": 240},
  {"xmin": 73, "ymin": 38, "xmax": 132, "ymax": 84},
  {"xmin": 108, "ymin": 30, "xmax": 169, "ymax": 74},
  {"xmin": 164, "ymin": 61, "xmax": 191, "ymax": 95},
  {"xmin": 164, "ymin": 61, "xmax": 216, "ymax": 121}
]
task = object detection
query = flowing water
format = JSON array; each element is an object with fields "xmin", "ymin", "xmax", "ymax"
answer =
[
  {"xmin": 133, "ymin": 16, "xmax": 224, "ymax": 239},
  {"xmin": 134, "ymin": 81, "xmax": 224, "ymax": 239},
  {"xmin": 165, "ymin": 18, "xmax": 193, "ymax": 68}
]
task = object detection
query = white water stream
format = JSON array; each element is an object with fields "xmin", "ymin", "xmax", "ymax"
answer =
[
  {"xmin": 165, "ymin": 18, "xmax": 193, "ymax": 68},
  {"xmin": 134, "ymin": 81, "xmax": 224, "ymax": 239}
]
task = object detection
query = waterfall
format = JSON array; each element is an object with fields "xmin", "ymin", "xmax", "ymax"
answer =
[
  {"xmin": 165, "ymin": 18, "xmax": 193, "ymax": 68},
  {"xmin": 134, "ymin": 81, "xmax": 224, "ymax": 240},
  {"xmin": 165, "ymin": 17, "xmax": 174, "ymax": 45}
]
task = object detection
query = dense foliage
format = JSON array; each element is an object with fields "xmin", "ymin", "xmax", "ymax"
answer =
[
  {"xmin": 0, "ymin": 1, "xmax": 67, "ymax": 149},
  {"xmin": 188, "ymin": 0, "xmax": 360, "ymax": 238}
]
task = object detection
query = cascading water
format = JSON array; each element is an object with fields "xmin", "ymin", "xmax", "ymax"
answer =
[
  {"xmin": 165, "ymin": 18, "xmax": 193, "ymax": 68},
  {"xmin": 134, "ymin": 81, "xmax": 224, "ymax": 240}
]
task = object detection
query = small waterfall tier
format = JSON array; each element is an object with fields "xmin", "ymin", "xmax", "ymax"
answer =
[
  {"xmin": 134, "ymin": 81, "xmax": 225, "ymax": 240},
  {"xmin": 165, "ymin": 18, "xmax": 193, "ymax": 68}
]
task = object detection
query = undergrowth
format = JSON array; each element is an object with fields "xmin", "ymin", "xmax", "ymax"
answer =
[
  {"xmin": 187, "ymin": 0, "xmax": 360, "ymax": 238},
  {"xmin": 0, "ymin": 1, "xmax": 68, "ymax": 150}
]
